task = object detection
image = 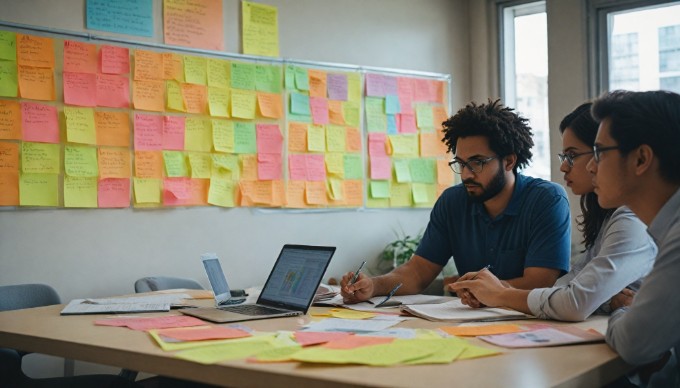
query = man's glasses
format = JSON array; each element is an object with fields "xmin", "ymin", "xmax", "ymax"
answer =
[
  {"xmin": 557, "ymin": 151, "xmax": 594, "ymax": 167},
  {"xmin": 448, "ymin": 156, "xmax": 496, "ymax": 174},
  {"xmin": 593, "ymin": 145, "xmax": 621, "ymax": 163}
]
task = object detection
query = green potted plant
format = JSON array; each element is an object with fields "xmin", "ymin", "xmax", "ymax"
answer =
[{"xmin": 374, "ymin": 230, "xmax": 423, "ymax": 274}]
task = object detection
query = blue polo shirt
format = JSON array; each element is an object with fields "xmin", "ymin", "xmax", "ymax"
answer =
[{"xmin": 416, "ymin": 174, "xmax": 571, "ymax": 279}]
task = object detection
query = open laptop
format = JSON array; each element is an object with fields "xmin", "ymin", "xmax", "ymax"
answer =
[{"xmin": 180, "ymin": 244, "xmax": 336, "ymax": 323}]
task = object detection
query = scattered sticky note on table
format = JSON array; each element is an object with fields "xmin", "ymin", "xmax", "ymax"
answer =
[
  {"xmin": 440, "ymin": 324, "xmax": 523, "ymax": 337},
  {"xmin": 157, "ymin": 326, "xmax": 251, "ymax": 342}
]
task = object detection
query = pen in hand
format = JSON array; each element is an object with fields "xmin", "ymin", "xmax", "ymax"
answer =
[
  {"xmin": 348, "ymin": 260, "xmax": 366, "ymax": 286},
  {"xmin": 471, "ymin": 264, "xmax": 492, "ymax": 280}
]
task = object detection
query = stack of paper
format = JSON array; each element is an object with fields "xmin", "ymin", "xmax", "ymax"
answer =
[
  {"xmin": 400, "ymin": 299, "xmax": 528, "ymax": 322},
  {"xmin": 313, "ymin": 284, "xmax": 339, "ymax": 303},
  {"xmin": 60, "ymin": 293, "xmax": 191, "ymax": 315},
  {"xmin": 478, "ymin": 326, "xmax": 604, "ymax": 348}
]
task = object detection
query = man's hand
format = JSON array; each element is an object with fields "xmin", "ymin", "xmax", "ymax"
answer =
[
  {"xmin": 449, "ymin": 270, "xmax": 508, "ymax": 308},
  {"xmin": 340, "ymin": 272, "xmax": 374, "ymax": 304},
  {"xmin": 609, "ymin": 288, "xmax": 636, "ymax": 311}
]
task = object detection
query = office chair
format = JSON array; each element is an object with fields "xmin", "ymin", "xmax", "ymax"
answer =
[
  {"xmin": 134, "ymin": 276, "xmax": 204, "ymax": 293},
  {"xmin": 0, "ymin": 283, "xmax": 141, "ymax": 388}
]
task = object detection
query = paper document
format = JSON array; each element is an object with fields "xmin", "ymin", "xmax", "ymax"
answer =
[
  {"xmin": 478, "ymin": 326, "xmax": 604, "ymax": 348},
  {"xmin": 334, "ymin": 294, "xmax": 453, "ymax": 312},
  {"xmin": 61, "ymin": 299, "xmax": 170, "ymax": 315},
  {"xmin": 400, "ymin": 299, "xmax": 528, "ymax": 322},
  {"xmin": 302, "ymin": 317, "xmax": 401, "ymax": 333},
  {"xmin": 84, "ymin": 293, "xmax": 191, "ymax": 305}
]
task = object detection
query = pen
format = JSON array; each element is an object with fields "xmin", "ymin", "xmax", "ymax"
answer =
[
  {"xmin": 349, "ymin": 260, "xmax": 366, "ymax": 286},
  {"xmin": 374, "ymin": 283, "xmax": 403, "ymax": 308},
  {"xmin": 471, "ymin": 264, "xmax": 492, "ymax": 280}
]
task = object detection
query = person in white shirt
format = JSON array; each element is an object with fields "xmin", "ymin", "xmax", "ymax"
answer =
[{"xmin": 449, "ymin": 102, "xmax": 656, "ymax": 322}]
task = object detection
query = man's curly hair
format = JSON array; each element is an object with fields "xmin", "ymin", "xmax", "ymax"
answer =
[{"xmin": 441, "ymin": 99, "xmax": 534, "ymax": 173}]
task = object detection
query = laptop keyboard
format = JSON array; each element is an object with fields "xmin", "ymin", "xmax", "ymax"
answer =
[{"xmin": 219, "ymin": 304, "xmax": 289, "ymax": 316}]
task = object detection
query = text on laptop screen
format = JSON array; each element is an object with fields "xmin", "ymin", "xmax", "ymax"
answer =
[{"xmin": 259, "ymin": 247, "xmax": 333, "ymax": 309}]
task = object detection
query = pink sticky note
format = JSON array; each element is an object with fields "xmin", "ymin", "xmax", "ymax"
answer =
[
  {"xmin": 305, "ymin": 154, "xmax": 326, "ymax": 181},
  {"xmin": 327, "ymin": 74, "xmax": 348, "ymax": 101},
  {"xmin": 257, "ymin": 153, "xmax": 282, "ymax": 180},
  {"xmin": 397, "ymin": 77, "xmax": 415, "ymax": 113},
  {"xmin": 368, "ymin": 133, "xmax": 387, "ymax": 156},
  {"xmin": 96, "ymin": 74, "xmax": 130, "ymax": 108},
  {"xmin": 370, "ymin": 156, "xmax": 392, "ymax": 179},
  {"xmin": 294, "ymin": 331, "xmax": 352, "ymax": 347},
  {"xmin": 256, "ymin": 123, "xmax": 283, "ymax": 154},
  {"xmin": 63, "ymin": 72, "xmax": 97, "ymax": 107},
  {"xmin": 384, "ymin": 75, "xmax": 398, "ymax": 95},
  {"xmin": 100, "ymin": 45, "xmax": 130, "ymax": 75},
  {"xmin": 288, "ymin": 154, "xmax": 307, "ymax": 181},
  {"xmin": 163, "ymin": 177, "xmax": 191, "ymax": 206},
  {"xmin": 163, "ymin": 116, "xmax": 185, "ymax": 150},
  {"xmin": 98, "ymin": 178, "xmax": 130, "ymax": 208},
  {"xmin": 63, "ymin": 40, "xmax": 98, "ymax": 74},
  {"xmin": 157, "ymin": 326, "xmax": 252, "ymax": 341},
  {"xmin": 309, "ymin": 97, "xmax": 329, "ymax": 125},
  {"xmin": 21, "ymin": 102, "xmax": 59, "ymax": 143},
  {"xmin": 134, "ymin": 113, "xmax": 163, "ymax": 150},
  {"xmin": 365, "ymin": 73, "xmax": 386, "ymax": 97},
  {"xmin": 399, "ymin": 113, "xmax": 417, "ymax": 134},
  {"xmin": 323, "ymin": 335, "xmax": 395, "ymax": 349},
  {"xmin": 126, "ymin": 316, "xmax": 204, "ymax": 331},
  {"xmin": 414, "ymin": 78, "xmax": 437, "ymax": 102}
]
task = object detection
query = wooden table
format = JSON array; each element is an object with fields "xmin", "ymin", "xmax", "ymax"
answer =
[{"xmin": 0, "ymin": 301, "xmax": 630, "ymax": 388}]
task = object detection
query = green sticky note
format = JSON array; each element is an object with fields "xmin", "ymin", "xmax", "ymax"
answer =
[
  {"xmin": 326, "ymin": 125, "xmax": 346, "ymax": 152},
  {"xmin": 0, "ymin": 61, "xmax": 18, "ymax": 97},
  {"xmin": 416, "ymin": 105, "xmax": 434, "ymax": 129},
  {"xmin": 208, "ymin": 87, "xmax": 229, "ymax": 117},
  {"xmin": 409, "ymin": 158, "xmax": 436, "ymax": 183},
  {"xmin": 207, "ymin": 177, "xmax": 235, "ymax": 207},
  {"xmin": 133, "ymin": 178, "xmax": 161, "ymax": 204},
  {"xmin": 412, "ymin": 183, "xmax": 430, "ymax": 204},
  {"xmin": 234, "ymin": 122, "xmax": 257, "ymax": 154},
  {"xmin": 175, "ymin": 340, "xmax": 273, "ymax": 364},
  {"xmin": 187, "ymin": 152, "xmax": 211, "ymax": 179},
  {"xmin": 255, "ymin": 64, "xmax": 282, "ymax": 93},
  {"xmin": 63, "ymin": 176, "xmax": 97, "ymax": 208},
  {"xmin": 183, "ymin": 55, "xmax": 207, "ymax": 85},
  {"xmin": 64, "ymin": 107, "xmax": 97, "ymax": 145},
  {"xmin": 19, "ymin": 173, "xmax": 58, "ymax": 206},
  {"xmin": 284, "ymin": 64, "xmax": 295, "ymax": 90},
  {"xmin": 290, "ymin": 92, "xmax": 311, "ymax": 115},
  {"xmin": 231, "ymin": 62, "xmax": 256, "ymax": 90},
  {"xmin": 207, "ymin": 58, "xmax": 229, "ymax": 89},
  {"xmin": 370, "ymin": 180, "xmax": 390, "ymax": 198},
  {"xmin": 389, "ymin": 135, "xmax": 419, "ymax": 157},
  {"xmin": 343, "ymin": 102, "xmax": 360, "ymax": 127},
  {"xmin": 365, "ymin": 97, "xmax": 385, "ymax": 115},
  {"xmin": 0, "ymin": 31, "xmax": 17, "ymax": 61},
  {"xmin": 185, "ymin": 118, "xmax": 213, "ymax": 152},
  {"xmin": 343, "ymin": 154, "xmax": 363, "ymax": 179},
  {"xmin": 212, "ymin": 119, "xmax": 234, "ymax": 153},
  {"xmin": 366, "ymin": 112, "xmax": 387, "ymax": 133},
  {"xmin": 166, "ymin": 80, "xmax": 185, "ymax": 112},
  {"xmin": 294, "ymin": 66, "xmax": 309, "ymax": 90},
  {"xmin": 22, "ymin": 142, "xmax": 60, "ymax": 174},
  {"xmin": 288, "ymin": 112, "xmax": 311, "ymax": 123},
  {"xmin": 65, "ymin": 145, "xmax": 98, "ymax": 177},
  {"xmin": 163, "ymin": 150, "xmax": 188, "ymax": 177},
  {"xmin": 394, "ymin": 158, "xmax": 412, "ymax": 182},
  {"xmin": 307, "ymin": 124, "xmax": 325, "ymax": 152}
]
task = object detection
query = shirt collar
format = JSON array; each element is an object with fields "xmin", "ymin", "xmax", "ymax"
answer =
[
  {"xmin": 648, "ymin": 187, "xmax": 680, "ymax": 243},
  {"xmin": 472, "ymin": 173, "xmax": 524, "ymax": 218}
]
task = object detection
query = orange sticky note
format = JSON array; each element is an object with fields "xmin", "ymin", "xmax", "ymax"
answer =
[
  {"xmin": 305, "ymin": 181, "xmax": 327, "ymax": 205},
  {"xmin": 240, "ymin": 154, "xmax": 258, "ymax": 181},
  {"xmin": 346, "ymin": 127, "xmax": 362, "ymax": 153},
  {"xmin": 0, "ymin": 172, "xmax": 19, "ymax": 206},
  {"xmin": 63, "ymin": 72, "xmax": 97, "ymax": 107},
  {"xmin": 440, "ymin": 324, "xmax": 523, "ymax": 337},
  {"xmin": 437, "ymin": 159, "xmax": 454, "ymax": 186},
  {"xmin": 134, "ymin": 49, "xmax": 163, "ymax": 81},
  {"xmin": 96, "ymin": 111, "xmax": 130, "ymax": 147},
  {"xmin": 257, "ymin": 92, "xmax": 283, "ymax": 118},
  {"xmin": 63, "ymin": 40, "xmax": 97, "ymax": 74},
  {"xmin": 322, "ymin": 335, "xmax": 394, "ymax": 349},
  {"xmin": 0, "ymin": 140, "xmax": 19, "ymax": 172},
  {"xmin": 180, "ymin": 83, "xmax": 207, "ymax": 114},
  {"xmin": 284, "ymin": 180, "xmax": 306, "ymax": 208},
  {"xmin": 287, "ymin": 122, "xmax": 307, "ymax": 153},
  {"xmin": 162, "ymin": 53, "xmax": 184, "ymax": 82},
  {"xmin": 328, "ymin": 100, "xmax": 345, "ymax": 125},
  {"xmin": 432, "ymin": 106, "xmax": 448, "ymax": 130},
  {"xmin": 0, "ymin": 100, "xmax": 21, "ymax": 140},
  {"xmin": 157, "ymin": 326, "xmax": 251, "ymax": 342},
  {"xmin": 420, "ymin": 132, "xmax": 448, "ymax": 157},
  {"xmin": 134, "ymin": 150, "xmax": 163, "ymax": 179},
  {"xmin": 308, "ymin": 69, "xmax": 327, "ymax": 98},
  {"xmin": 344, "ymin": 179, "xmax": 363, "ymax": 206},
  {"xmin": 16, "ymin": 34, "xmax": 54, "ymax": 69},
  {"xmin": 133, "ymin": 80, "xmax": 165, "ymax": 112},
  {"xmin": 98, "ymin": 178, "xmax": 130, "ymax": 208},
  {"xmin": 163, "ymin": 0, "xmax": 224, "ymax": 51},
  {"xmin": 98, "ymin": 148, "xmax": 131, "ymax": 178},
  {"xmin": 18, "ymin": 66, "xmax": 55, "ymax": 101}
]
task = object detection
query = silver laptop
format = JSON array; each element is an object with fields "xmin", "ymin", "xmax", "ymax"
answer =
[{"xmin": 180, "ymin": 244, "xmax": 336, "ymax": 323}]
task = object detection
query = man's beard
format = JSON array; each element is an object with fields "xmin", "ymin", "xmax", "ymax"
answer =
[{"xmin": 463, "ymin": 165, "xmax": 506, "ymax": 203}]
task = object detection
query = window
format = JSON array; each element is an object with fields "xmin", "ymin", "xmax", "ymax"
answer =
[
  {"xmin": 593, "ymin": 1, "xmax": 680, "ymax": 94},
  {"xmin": 500, "ymin": 1, "xmax": 550, "ymax": 180}
]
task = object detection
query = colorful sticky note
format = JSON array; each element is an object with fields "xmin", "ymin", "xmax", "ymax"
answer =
[
  {"xmin": 290, "ymin": 92, "xmax": 310, "ymax": 116},
  {"xmin": 65, "ymin": 145, "xmax": 99, "ymax": 177},
  {"xmin": 63, "ymin": 107, "xmax": 96, "ymax": 144},
  {"xmin": 166, "ymin": 80, "xmax": 185, "ymax": 112},
  {"xmin": 18, "ymin": 66, "xmax": 55, "ymax": 101},
  {"xmin": 16, "ymin": 34, "xmax": 54, "ymax": 69},
  {"xmin": 187, "ymin": 152, "xmax": 211, "ymax": 179},
  {"xmin": 184, "ymin": 118, "xmax": 212, "ymax": 152},
  {"xmin": 343, "ymin": 154, "xmax": 363, "ymax": 179},
  {"xmin": 163, "ymin": 115, "xmax": 186, "ymax": 151},
  {"xmin": 437, "ymin": 159, "xmax": 454, "ymax": 186},
  {"xmin": 95, "ymin": 111, "xmax": 130, "ymax": 147},
  {"xmin": 183, "ymin": 55, "xmax": 207, "ymax": 85},
  {"xmin": 86, "ymin": 0, "xmax": 154, "ymax": 37},
  {"xmin": 0, "ymin": 62, "xmax": 18, "ymax": 98},
  {"xmin": 96, "ymin": 74, "xmax": 130, "ymax": 108},
  {"xmin": 208, "ymin": 87, "xmax": 229, "ymax": 117},
  {"xmin": 0, "ymin": 172, "xmax": 19, "ymax": 206},
  {"xmin": 242, "ymin": 1, "xmax": 280, "ymax": 57},
  {"xmin": 325, "ymin": 153, "xmax": 344, "ymax": 177},
  {"xmin": 305, "ymin": 154, "xmax": 326, "ymax": 181},
  {"xmin": 180, "ymin": 83, "xmax": 208, "ymax": 114},
  {"xmin": 133, "ymin": 49, "xmax": 163, "ymax": 81},
  {"xmin": 326, "ymin": 125, "xmax": 346, "ymax": 152},
  {"xmin": 255, "ymin": 65, "xmax": 282, "ymax": 93},
  {"xmin": 368, "ymin": 133, "xmax": 387, "ymax": 156},
  {"xmin": 208, "ymin": 177, "xmax": 235, "ymax": 207},
  {"xmin": 230, "ymin": 89, "xmax": 256, "ymax": 119},
  {"xmin": 100, "ymin": 45, "xmax": 130, "ymax": 75},
  {"xmin": 389, "ymin": 135, "xmax": 419, "ymax": 157},
  {"xmin": 0, "ymin": 31, "xmax": 17, "ymax": 61},
  {"xmin": 420, "ymin": 132, "xmax": 448, "ymax": 157},
  {"xmin": 307, "ymin": 124, "xmax": 325, "ymax": 152},
  {"xmin": 416, "ymin": 105, "xmax": 434, "ymax": 128},
  {"xmin": 21, "ymin": 142, "xmax": 60, "ymax": 174},
  {"xmin": 385, "ymin": 94, "xmax": 401, "ymax": 114},
  {"xmin": 370, "ymin": 156, "xmax": 391, "ymax": 180},
  {"xmin": 399, "ymin": 112, "xmax": 417, "ymax": 133},
  {"xmin": 207, "ymin": 58, "xmax": 229, "ymax": 89},
  {"xmin": 163, "ymin": 0, "xmax": 224, "ymax": 50},
  {"xmin": 305, "ymin": 181, "xmax": 327, "ymax": 205},
  {"xmin": 19, "ymin": 173, "xmax": 58, "ymax": 206},
  {"xmin": 409, "ymin": 158, "xmax": 436, "ymax": 184},
  {"xmin": 20, "ymin": 102, "xmax": 58, "ymax": 143},
  {"xmin": 63, "ymin": 40, "xmax": 97, "ymax": 74},
  {"xmin": 163, "ymin": 150, "xmax": 188, "ymax": 177},
  {"xmin": 63, "ymin": 72, "xmax": 97, "ymax": 107},
  {"xmin": 327, "ymin": 73, "xmax": 348, "ymax": 101},
  {"xmin": 345, "ymin": 127, "xmax": 362, "ymax": 153},
  {"xmin": 394, "ymin": 159, "xmax": 412, "ymax": 183},
  {"xmin": 162, "ymin": 53, "xmax": 184, "ymax": 82},
  {"xmin": 133, "ymin": 177, "xmax": 161, "ymax": 203},
  {"xmin": 287, "ymin": 122, "xmax": 307, "ymax": 153},
  {"xmin": 412, "ymin": 182, "xmax": 433, "ymax": 204},
  {"xmin": 256, "ymin": 124, "xmax": 282, "ymax": 154},
  {"xmin": 211, "ymin": 119, "xmax": 234, "ymax": 153},
  {"xmin": 365, "ymin": 73, "xmax": 386, "ymax": 97},
  {"xmin": 134, "ymin": 150, "xmax": 163, "ymax": 178},
  {"xmin": 257, "ymin": 153, "xmax": 282, "ymax": 180},
  {"xmin": 98, "ymin": 148, "xmax": 131, "ymax": 178},
  {"xmin": 134, "ymin": 113, "xmax": 163, "ymax": 150},
  {"xmin": 133, "ymin": 80, "xmax": 165, "ymax": 111},
  {"xmin": 309, "ymin": 97, "xmax": 329, "ymax": 125},
  {"xmin": 288, "ymin": 154, "xmax": 307, "ymax": 181},
  {"xmin": 0, "ymin": 142, "xmax": 19, "ymax": 173},
  {"xmin": 390, "ymin": 182, "xmax": 412, "ymax": 207},
  {"xmin": 231, "ymin": 62, "xmax": 256, "ymax": 90},
  {"xmin": 370, "ymin": 180, "xmax": 390, "ymax": 199},
  {"xmin": 328, "ymin": 100, "xmax": 345, "ymax": 125},
  {"xmin": 234, "ymin": 122, "xmax": 257, "ymax": 154},
  {"xmin": 257, "ymin": 92, "xmax": 283, "ymax": 119},
  {"xmin": 64, "ymin": 176, "xmax": 98, "ymax": 208},
  {"xmin": 98, "ymin": 178, "xmax": 130, "ymax": 208}
]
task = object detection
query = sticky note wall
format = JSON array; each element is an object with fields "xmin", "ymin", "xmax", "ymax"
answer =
[{"xmin": 0, "ymin": 29, "xmax": 452, "ymax": 210}]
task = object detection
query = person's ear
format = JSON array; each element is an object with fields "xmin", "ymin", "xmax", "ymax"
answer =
[
  {"xmin": 504, "ymin": 154, "xmax": 517, "ymax": 172},
  {"xmin": 633, "ymin": 145, "xmax": 654, "ymax": 176}
]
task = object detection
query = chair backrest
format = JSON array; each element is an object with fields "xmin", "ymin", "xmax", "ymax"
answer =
[
  {"xmin": 134, "ymin": 276, "xmax": 204, "ymax": 293},
  {"xmin": 0, "ymin": 284, "xmax": 61, "ymax": 312}
]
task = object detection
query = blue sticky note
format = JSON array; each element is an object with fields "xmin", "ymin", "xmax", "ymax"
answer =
[
  {"xmin": 290, "ymin": 92, "xmax": 311, "ymax": 116},
  {"xmin": 387, "ymin": 115, "xmax": 398, "ymax": 134},
  {"xmin": 86, "ymin": 0, "xmax": 153, "ymax": 37},
  {"xmin": 385, "ymin": 94, "xmax": 401, "ymax": 114}
]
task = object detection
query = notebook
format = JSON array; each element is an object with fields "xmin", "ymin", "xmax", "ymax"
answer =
[{"xmin": 180, "ymin": 244, "xmax": 336, "ymax": 323}]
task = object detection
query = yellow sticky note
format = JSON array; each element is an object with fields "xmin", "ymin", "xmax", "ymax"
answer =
[
  {"xmin": 207, "ymin": 177, "xmax": 235, "ymax": 207},
  {"xmin": 394, "ymin": 159, "xmax": 412, "ymax": 183},
  {"xmin": 390, "ymin": 182, "xmax": 412, "ymax": 207},
  {"xmin": 21, "ymin": 142, "xmax": 60, "ymax": 174},
  {"xmin": 64, "ymin": 107, "xmax": 96, "ymax": 145},
  {"xmin": 231, "ymin": 89, "xmax": 256, "ymax": 119},
  {"xmin": 187, "ymin": 152, "xmax": 211, "ymax": 179},
  {"xmin": 208, "ymin": 87, "xmax": 230, "ymax": 117},
  {"xmin": 307, "ymin": 124, "xmax": 325, "ymax": 152},
  {"xmin": 211, "ymin": 154, "xmax": 239, "ymax": 180},
  {"xmin": 329, "ymin": 308, "xmax": 376, "ymax": 320},
  {"xmin": 183, "ymin": 55, "xmax": 207, "ymax": 85},
  {"xmin": 211, "ymin": 119, "xmax": 234, "ymax": 153},
  {"xmin": 64, "ymin": 145, "xmax": 98, "ymax": 177},
  {"xmin": 207, "ymin": 58, "xmax": 229, "ymax": 89},
  {"xmin": 185, "ymin": 118, "xmax": 212, "ymax": 152},
  {"xmin": 327, "ymin": 178, "xmax": 344, "ymax": 201},
  {"xmin": 19, "ymin": 173, "xmax": 58, "ymax": 206},
  {"xmin": 412, "ymin": 183, "xmax": 433, "ymax": 205},
  {"xmin": 370, "ymin": 180, "xmax": 390, "ymax": 199},
  {"xmin": 242, "ymin": 1, "xmax": 279, "ymax": 57},
  {"xmin": 176, "ymin": 340, "xmax": 273, "ymax": 364},
  {"xmin": 63, "ymin": 176, "xmax": 97, "ymax": 208},
  {"xmin": 133, "ymin": 178, "xmax": 161, "ymax": 204},
  {"xmin": 325, "ymin": 153, "xmax": 344, "ymax": 177},
  {"xmin": 343, "ymin": 101, "xmax": 360, "ymax": 127},
  {"xmin": 166, "ymin": 80, "xmax": 185, "ymax": 112},
  {"xmin": 403, "ymin": 338, "xmax": 467, "ymax": 365},
  {"xmin": 457, "ymin": 343, "xmax": 501, "ymax": 360},
  {"xmin": 163, "ymin": 151, "xmax": 188, "ymax": 177},
  {"xmin": 325, "ymin": 125, "xmax": 346, "ymax": 152},
  {"xmin": 389, "ymin": 135, "xmax": 419, "ymax": 157},
  {"xmin": 347, "ymin": 73, "xmax": 361, "ymax": 102}
]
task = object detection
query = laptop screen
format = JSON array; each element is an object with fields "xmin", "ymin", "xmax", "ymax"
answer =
[
  {"xmin": 201, "ymin": 254, "xmax": 232, "ymax": 305},
  {"xmin": 259, "ymin": 245, "xmax": 335, "ymax": 311}
]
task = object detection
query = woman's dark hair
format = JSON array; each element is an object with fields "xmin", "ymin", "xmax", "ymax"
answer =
[
  {"xmin": 559, "ymin": 102, "xmax": 614, "ymax": 250},
  {"xmin": 441, "ymin": 99, "xmax": 534, "ymax": 173}
]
